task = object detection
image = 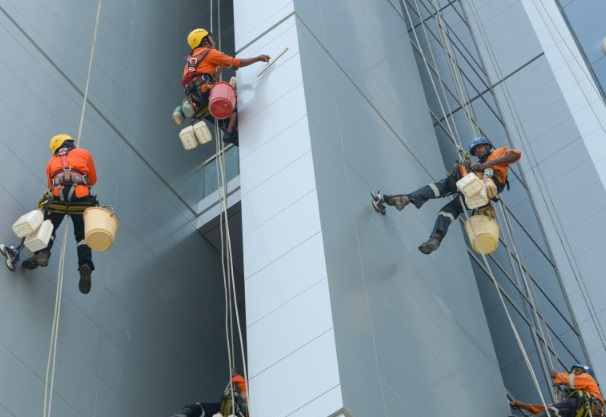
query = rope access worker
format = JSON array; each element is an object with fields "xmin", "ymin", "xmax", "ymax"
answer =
[
  {"xmin": 511, "ymin": 365, "xmax": 604, "ymax": 417},
  {"xmin": 170, "ymin": 374, "xmax": 248, "ymax": 417},
  {"xmin": 371, "ymin": 136, "xmax": 521, "ymax": 254},
  {"xmin": 21, "ymin": 134, "xmax": 98, "ymax": 294},
  {"xmin": 172, "ymin": 28, "xmax": 270, "ymax": 146}
]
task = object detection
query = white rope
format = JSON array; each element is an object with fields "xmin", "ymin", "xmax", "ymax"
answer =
[
  {"xmin": 404, "ymin": 0, "xmax": 554, "ymax": 412},
  {"xmin": 210, "ymin": 0, "xmax": 250, "ymax": 414},
  {"xmin": 465, "ymin": 0, "xmax": 606, "ymax": 356},
  {"xmin": 42, "ymin": 1, "xmax": 103, "ymax": 417},
  {"xmin": 430, "ymin": 0, "xmax": 553, "ymax": 409}
]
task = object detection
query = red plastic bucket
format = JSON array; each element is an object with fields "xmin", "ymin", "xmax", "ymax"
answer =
[{"xmin": 209, "ymin": 82, "xmax": 237, "ymax": 120}]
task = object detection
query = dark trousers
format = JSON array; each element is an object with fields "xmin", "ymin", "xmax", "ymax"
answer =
[
  {"xmin": 406, "ymin": 170, "xmax": 462, "ymax": 239},
  {"xmin": 42, "ymin": 194, "xmax": 95, "ymax": 270},
  {"xmin": 406, "ymin": 170, "xmax": 503, "ymax": 239},
  {"xmin": 537, "ymin": 397, "xmax": 579, "ymax": 417}
]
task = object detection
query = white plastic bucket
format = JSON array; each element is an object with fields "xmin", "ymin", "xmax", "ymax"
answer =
[
  {"xmin": 456, "ymin": 173, "xmax": 484, "ymax": 197},
  {"xmin": 12, "ymin": 209, "xmax": 44, "ymax": 238},
  {"xmin": 84, "ymin": 207, "xmax": 119, "ymax": 252},
  {"xmin": 179, "ymin": 126, "xmax": 199, "ymax": 151},
  {"xmin": 465, "ymin": 215, "xmax": 500, "ymax": 255},
  {"xmin": 24, "ymin": 220, "xmax": 54, "ymax": 252},
  {"xmin": 193, "ymin": 120, "xmax": 212, "ymax": 144}
]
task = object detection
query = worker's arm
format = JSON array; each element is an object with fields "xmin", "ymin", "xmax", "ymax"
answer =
[
  {"xmin": 84, "ymin": 150, "xmax": 97, "ymax": 186},
  {"xmin": 483, "ymin": 148, "xmax": 522, "ymax": 169},
  {"xmin": 237, "ymin": 54, "xmax": 270, "ymax": 67},
  {"xmin": 46, "ymin": 162, "xmax": 52, "ymax": 189},
  {"xmin": 552, "ymin": 371, "xmax": 569, "ymax": 386},
  {"xmin": 510, "ymin": 400, "xmax": 548, "ymax": 415}
]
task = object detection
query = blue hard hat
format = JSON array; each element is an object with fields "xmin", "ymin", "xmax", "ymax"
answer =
[
  {"xmin": 571, "ymin": 364, "xmax": 595, "ymax": 377},
  {"xmin": 467, "ymin": 136, "xmax": 493, "ymax": 155}
]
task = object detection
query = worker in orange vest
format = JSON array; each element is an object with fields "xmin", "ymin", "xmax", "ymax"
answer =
[
  {"xmin": 371, "ymin": 136, "xmax": 521, "ymax": 254},
  {"xmin": 511, "ymin": 365, "xmax": 604, "ymax": 417},
  {"xmin": 172, "ymin": 28, "xmax": 270, "ymax": 146},
  {"xmin": 21, "ymin": 134, "xmax": 98, "ymax": 294},
  {"xmin": 170, "ymin": 374, "xmax": 248, "ymax": 417}
]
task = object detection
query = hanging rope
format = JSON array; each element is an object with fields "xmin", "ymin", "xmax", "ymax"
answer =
[
  {"xmin": 209, "ymin": 0, "xmax": 250, "ymax": 414},
  {"xmin": 465, "ymin": 0, "xmax": 606, "ymax": 358},
  {"xmin": 428, "ymin": 0, "xmax": 554, "ymax": 411},
  {"xmin": 42, "ymin": 2, "xmax": 103, "ymax": 417},
  {"xmin": 399, "ymin": 0, "xmax": 554, "ymax": 413}
]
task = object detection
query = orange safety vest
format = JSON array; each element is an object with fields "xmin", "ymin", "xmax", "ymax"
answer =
[{"xmin": 46, "ymin": 147, "xmax": 97, "ymax": 199}]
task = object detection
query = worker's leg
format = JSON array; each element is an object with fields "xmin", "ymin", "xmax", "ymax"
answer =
[
  {"xmin": 418, "ymin": 196, "xmax": 463, "ymax": 254},
  {"xmin": 22, "ymin": 211, "xmax": 65, "ymax": 269},
  {"xmin": 70, "ymin": 212, "xmax": 94, "ymax": 294},
  {"xmin": 383, "ymin": 170, "xmax": 458, "ymax": 211},
  {"xmin": 536, "ymin": 398, "xmax": 578, "ymax": 417},
  {"xmin": 222, "ymin": 111, "xmax": 239, "ymax": 146}
]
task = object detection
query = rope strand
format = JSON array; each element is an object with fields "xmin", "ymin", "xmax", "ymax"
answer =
[{"xmin": 42, "ymin": 1, "xmax": 103, "ymax": 417}]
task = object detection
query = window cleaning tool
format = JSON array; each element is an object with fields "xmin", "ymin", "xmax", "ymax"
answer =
[{"xmin": 257, "ymin": 48, "xmax": 289, "ymax": 79}]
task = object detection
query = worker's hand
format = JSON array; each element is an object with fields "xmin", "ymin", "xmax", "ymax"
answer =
[
  {"xmin": 510, "ymin": 400, "xmax": 521, "ymax": 408},
  {"xmin": 257, "ymin": 54, "xmax": 271, "ymax": 63},
  {"xmin": 470, "ymin": 162, "xmax": 485, "ymax": 172},
  {"xmin": 551, "ymin": 370, "xmax": 558, "ymax": 379}
]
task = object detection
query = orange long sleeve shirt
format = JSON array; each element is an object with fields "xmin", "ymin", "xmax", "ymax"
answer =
[
  {"xmin": 484, "ymin": 146, "xmax": 520, "ymax": 186},
  {"xmin": 182, "ymin": 47, "xmax": 241, "ymax": 86}
]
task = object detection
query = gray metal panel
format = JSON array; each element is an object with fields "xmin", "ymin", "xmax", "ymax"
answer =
[
  {"xmin": 0, "ymin": 1, "xmax": 228, "ymax": 416},
  {"xmin": 294, "ymin": 1, "xmax": 508, "ymax": 416}
]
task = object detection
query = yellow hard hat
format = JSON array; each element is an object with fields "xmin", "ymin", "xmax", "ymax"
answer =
[
  {"xmin": 49, "ymin": 133, "xmax": 74, "ymax": 154},
  {"xmin": 187, "ymin": 28, "xmax": 209, "ymax": 49}
]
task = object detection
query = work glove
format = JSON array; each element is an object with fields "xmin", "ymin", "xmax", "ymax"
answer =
[{"xmin": 470, "ymin": 162, "xmax": 485, "ymax": 172}]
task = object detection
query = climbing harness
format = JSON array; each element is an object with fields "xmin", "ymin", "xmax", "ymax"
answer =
[{"xmin": 41, "ymin": 1, "xmax": 103, "ymax": 417}]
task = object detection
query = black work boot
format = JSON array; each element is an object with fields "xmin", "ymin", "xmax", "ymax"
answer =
[
  {"xmin": 418, "ymin": 235, "xmax": 443, "ymax": 255},
  {"xmin": 384, "ymin": 194, "xmax": 411, "ymax": 211},
  {"xmin": 22, "ymin": 250, "xmax": 51, "ymax": 270},
  {"xmin": 78, "ymin": 264, "xmax": 92, "ymax": 294},
  {"xmin": 371, "ymin": 191, "xmax": 386, "ymax": 215}
]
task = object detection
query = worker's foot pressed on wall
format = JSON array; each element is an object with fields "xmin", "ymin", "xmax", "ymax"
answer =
[
  {"xmin": 418, "ymin": 235, "xmax": 442, "ymax": 255},
  {"xmin": 22, "ymin": 249, "xmax": 50, "ymax": 270},
  {"xmin": 78, "ymin": 264, "xmax": 92, "ymax": 294}
]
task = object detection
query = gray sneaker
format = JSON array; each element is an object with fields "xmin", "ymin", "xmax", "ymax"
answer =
[
  {"xmin": 0, "ymin": 244, "xmax": 20, "ymax": 272},
  {"xmin": 371, "ymin": 191, "xmax": 386, "ymax": 215}
]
